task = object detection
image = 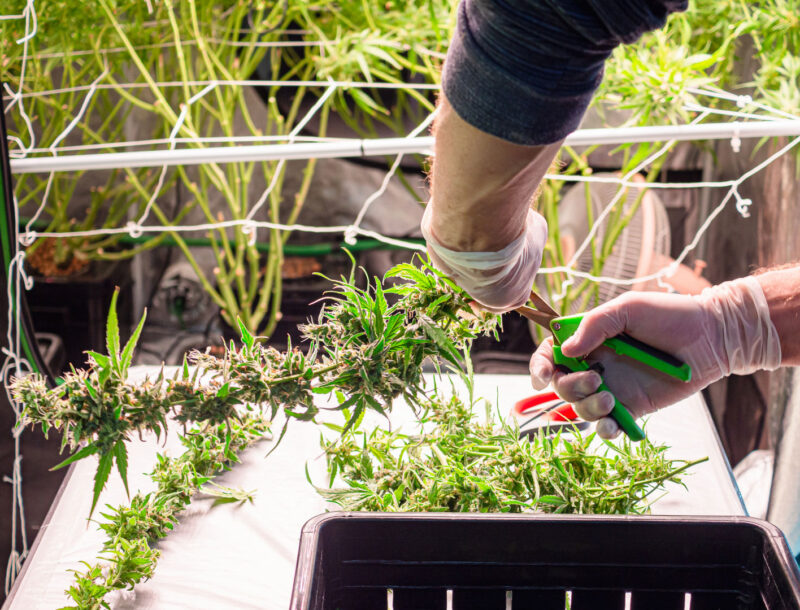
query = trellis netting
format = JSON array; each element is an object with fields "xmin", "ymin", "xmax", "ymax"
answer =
[{"xmin": 3, "ymin": 0, "xmax": 800, "ymax": 596}]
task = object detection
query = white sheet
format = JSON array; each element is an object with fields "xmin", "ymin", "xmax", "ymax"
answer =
[{"xmin": 4, "ymin": 371, "xmax": 743, "ymax": 610}]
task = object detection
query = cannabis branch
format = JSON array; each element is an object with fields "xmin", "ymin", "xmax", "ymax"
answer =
[
  {"xmin": 64, "ymin": 416, "xmax": 270, "ymax": 610},
  {"xmin": 11, "ymin": 259, "xmax": 498, "ymax": 516},
  {"xmin": 317, "ymin": 394, "xmax": 707, "ymax": 514}
]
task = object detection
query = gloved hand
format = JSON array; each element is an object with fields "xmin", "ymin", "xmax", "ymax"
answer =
[
  {"xmin": 421, "ymin": 204, "xmax": 548, "ymax": 313},
  {"xmin": 529, "ymin": 276, "xmax": 782, "ymax": 438}
]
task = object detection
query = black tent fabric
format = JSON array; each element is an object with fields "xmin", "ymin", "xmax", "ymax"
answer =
[{"xmin": 0, "ymin": 92, "xmax": 67, "ymax": 603}]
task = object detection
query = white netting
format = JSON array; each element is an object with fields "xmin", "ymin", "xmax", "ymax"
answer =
[{"xmin": 3, "ymin": 0, "xmax": 800, "ymax": 597}]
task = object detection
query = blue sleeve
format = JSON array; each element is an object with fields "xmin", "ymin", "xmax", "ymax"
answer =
[{"xmin": 442, "ymin": 0, "xmax": 687, "ymax": 145}]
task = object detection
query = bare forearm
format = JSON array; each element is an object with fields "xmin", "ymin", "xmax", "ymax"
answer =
[
  {"xmin": 428, "ymin": 94, "xmax": 562, "ymax": 252},
  {"xmin": 756, "ymin": 264, "xmax": 800, "ymax": 365}
]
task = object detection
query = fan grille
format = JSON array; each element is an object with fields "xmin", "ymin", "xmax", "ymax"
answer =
[{"xmin": 545, "ymin": 173, "xmax": 670, "ymax": 314}]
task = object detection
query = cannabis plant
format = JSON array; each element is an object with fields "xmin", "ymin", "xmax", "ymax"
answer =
[
  {"xmin": 64, "ymin": 415, "xmax": 270, "ymax": 610},
  {"xmin": 1, "ymin": 0, "xmax": 173, "ymax": 272},
  {"xmin": 316, "ymin": 394, "xmax": 705, "ymax": 515},
  {"xmin": 11, "ymin": 258, "xmax": 497, "ymax": 517}
]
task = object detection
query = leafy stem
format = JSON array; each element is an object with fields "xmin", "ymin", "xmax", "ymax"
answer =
[{"xmin": 11, "ymin": 258, "xmax": 498, "ymax": 518}]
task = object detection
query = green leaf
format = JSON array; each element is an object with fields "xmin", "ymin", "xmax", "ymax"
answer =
[
  {"xmin": 373, "ymin": 281, "xmax": 385, "ymax": 337},
  {"xmin": 120, "ymin": 310, "xmax": 147, "ymax": 375},
  {"xmin": 83, "ymin": 378, "xmax": 98, "ymax": 401},
  {"xmin": 342, "ymin": 404, "xmax": 366, "ymax": 435},
  {"xmin": 538, "ymin": 495, "xmax": 565, "ymax": 506},
  {"xmin": 86, "ymin": 351, "xmax": 110, "ymax": 369},
  {"xmin": 420, "ymin": 317, "xmax": 462, "ymax": 366},
  {"xmin": 328, "ymin": 458, "xmax": 339, "ymax": 488},
  {"xmin": 182, "ymin": 355, "xmax": 190, "ymax": 381},
  {"xmin": 331, "ymin": 394, "xmax": 358, "ymax": 412},
  {"xmin": 426, "ymin": 293, "xmax": 451, "ymax": 315},
  {"xmin": 552, "ymin": 456, "xmax": 569, "ymax": 479},
  {"xmin": 265, "ymin": 420, "xmax": 290, "ymax": 458},
  {"xmin": 384, "ymin": 314, "xmax": 404, "ymax": 339},
  {"xmin": 350, "ymin": 88, "xmax": 387, "ymax": 116},
  {"xmin": 106, "ymin": 287, "xmax": 121, "ymax": 373},
  {"xmin": 113, "ymin": 441, "xmax": 130, "ymax": 500},
  {"xmin": 216, "ymin": 382, "xmax": 231, "ymax": 399},
  {"xmin": 237, "ymin": 318, "xmax": 254, "ymax": 349},
  {"xmin": 90, "ymin": 452, "xmax": 114, "ymax": 519},
  {"xmin": 362, "ymin": 43, "xmax": 403, "ymax": 70},
  {"xmin": 50, "ymin": 444, "xmax": 98, "ymax": 471},
  {"xmin": 223, "ymin": 426, "xmax": 232, "ymax": 457}
]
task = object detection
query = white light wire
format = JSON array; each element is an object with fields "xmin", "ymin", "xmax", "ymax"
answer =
[
  {"xmin": 689, "ymin": 86, "xmax": 800, "ymax": 122},
  {"xmin": 19, "ymin": 134, "xmax": 342, "ymax": 155},
  {"xmin": 25, "ymin": 218, "xmax": 428, "ymax": 252},
  {"xmin": 567, "ymin": 111, "xmax": 710, "ymax": 271},
  {"xmin": 2, "ymin": 2, "xmax": 36, "ymax": 154},
  {"xmin": 2, "ymin": 254, "xmax": 33, "ymax": 598},
  {"xmin": 3, "ymin": 0, "xmax": 36, "ymax": 596},
  {"xmin": 1, "ymin": 38, "xmax": 448, "ymax": 62},
  {"xmin": 538, "ymin": 135, "xmax": 800, "ymax": 288}
]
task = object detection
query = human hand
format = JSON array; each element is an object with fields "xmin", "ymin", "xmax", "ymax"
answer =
[
  {"xmin": 529, "ymin": 277, "xmax": 781, "ymax": 438},
  {"xmin": 421, "ymin": 204, "xmax": 547, "ymax": 314}
]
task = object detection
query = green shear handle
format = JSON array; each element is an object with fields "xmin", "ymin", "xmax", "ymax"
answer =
[{"xmin": 549, "ymin": 314, "xmax": 693, "ymax": 441}]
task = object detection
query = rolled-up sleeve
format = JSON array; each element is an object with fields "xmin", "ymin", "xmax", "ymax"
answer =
[{"xmin": 442, "ymin": 0, "xmax": 687, "ymax": 145}]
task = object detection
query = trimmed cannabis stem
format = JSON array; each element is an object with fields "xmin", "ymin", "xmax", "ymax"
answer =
[
  {"xmin": 11, "ymin": 258, "xmax": 499, "ymax": 516},
  {"xmin": 317, "ymin": 395, "xmax": 708, "ymax": 514},
  {"xmin": 63, "ymin": 415, "xmax": 270, "ymax": 610}
]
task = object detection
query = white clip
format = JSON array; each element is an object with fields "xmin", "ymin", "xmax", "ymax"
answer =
[
  {"xmin": 736, "ymin": 95, "xmax": 752, "ymax": 109},
  {"xmin": 343, "ymin": 226, "xmax": 358, "ymax": 246},
  {"xmin": 19, "ymin": 231, "xmax": 36, "ymax": 247},
  {"xmin": 125, "ymin": 221, "xmax": 143, "ymax": 238},
  {"xmin": 242, "ymin": 222, "xmax": 257, "ymax": 246},
  {"xmin": 731, "ymin": 122, "xmax": 741, "ymax": 153},
  {"xmin": 736, "ymin": 197, "xmax": 752, "ymax": 218}
]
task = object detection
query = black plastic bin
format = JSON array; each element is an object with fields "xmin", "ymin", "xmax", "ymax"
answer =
[{"xmin": 290, "ymin": 513, "xmax": 800, "ymax": 610}]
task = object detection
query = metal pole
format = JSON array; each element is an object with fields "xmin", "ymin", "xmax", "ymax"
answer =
[{"xmin": 10, "ymin": 119, "xmax": 800, "ymax": 175}]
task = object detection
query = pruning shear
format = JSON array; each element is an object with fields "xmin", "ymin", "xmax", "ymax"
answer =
[{"xmin": 517, "ymin": 291, "xmax": 692, "ymax": 442}]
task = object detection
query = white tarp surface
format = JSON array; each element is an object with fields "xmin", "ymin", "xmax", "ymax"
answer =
[{"xmin": 4, "ymin": 370, "xmax": 743, "ymax": 610}]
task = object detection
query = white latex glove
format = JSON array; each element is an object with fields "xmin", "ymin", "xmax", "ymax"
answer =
[
  {"xmin": 529, "ymin": 276, "xmax": 782, "ymax": 438},
  {"xmin": 420, "ymin": 204, "xmax": 548, "ymax": 313}
]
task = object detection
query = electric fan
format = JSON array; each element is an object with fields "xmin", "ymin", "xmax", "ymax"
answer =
[{"xmin": 537, "ymin": 172, "xmax": 708, "ymax": 322}]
